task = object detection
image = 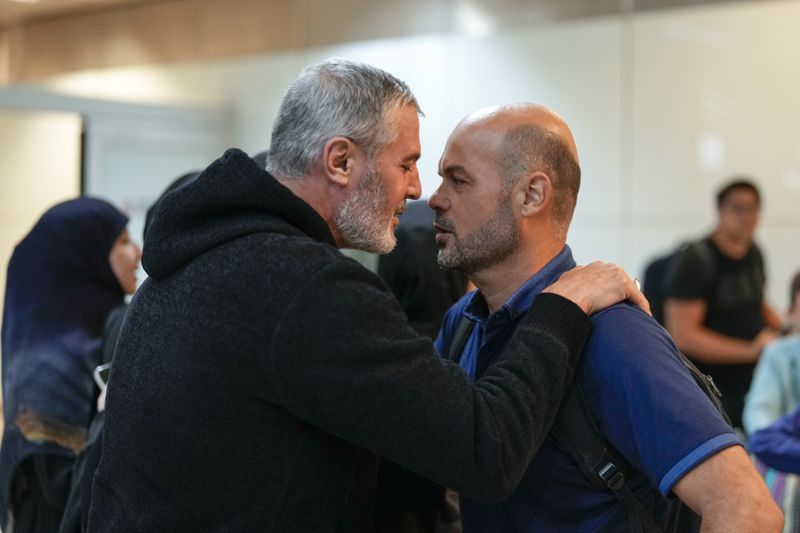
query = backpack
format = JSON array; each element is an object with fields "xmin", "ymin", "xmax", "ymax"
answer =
[
  {"xmin": 447, "ymin": 311, "xmax": 732, "ymax": 533},
  {"xmin": 642, "ymin": 240, "xmax": 714, "ymax": 327}
]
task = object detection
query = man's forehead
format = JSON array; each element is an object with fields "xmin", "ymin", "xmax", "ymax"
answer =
[
  {"xmin": 389, "ymin": 105, "xmax": 422, "ymax": 156},
  {"xmin": 456, "ymin": 104, "xmax": 579, "ymax": 164},
  {"xmin": 438, "ymin": 125, "xmax": 503, "ymax": 176},
  {"xmin": 725, "ymin": 188, "xmax": 759, "ymax": 201}
]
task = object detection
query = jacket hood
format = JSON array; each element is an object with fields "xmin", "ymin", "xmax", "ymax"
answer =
[{"xmin": 142, "ymin": 148, "xmax": 335, "ymax": 279}]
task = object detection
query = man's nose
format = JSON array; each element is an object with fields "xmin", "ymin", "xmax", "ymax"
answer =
[
  {"xmin": 428, "ymin": 185, "xmax": 447, "ymax": 211},
  {"xmin": 406, "ymin": 168, "xmax": 422, "ymax": 200}
]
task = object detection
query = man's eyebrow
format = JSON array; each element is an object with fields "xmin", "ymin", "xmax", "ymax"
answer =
[
  {"xmin": 403, "ymin": 151, "xmax": 421, "ymax": 162},
  {"xmin": 439, "ymin": 163, "xmax": 469, "ymax": 177}
]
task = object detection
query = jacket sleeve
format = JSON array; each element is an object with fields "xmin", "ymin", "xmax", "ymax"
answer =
[
  {"xmin": 268, "ymin": 260, "xmax": 591, "ymax": 503},
  {"xmin": 749, "ymin": 408, "xmax": 800, "ymax": 475}
]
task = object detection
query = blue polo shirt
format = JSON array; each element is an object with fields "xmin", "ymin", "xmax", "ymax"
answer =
[{"xmin": 434, "ymin": 246, "xmax": 740, "ymax": 532}]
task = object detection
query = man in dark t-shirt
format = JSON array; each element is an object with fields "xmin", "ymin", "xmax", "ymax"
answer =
[{"xmin": 664, "ymin": 179, "xmax": 783, "ymax": 428}]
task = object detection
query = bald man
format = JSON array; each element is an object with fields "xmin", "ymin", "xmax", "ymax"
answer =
[{"xmin": 431, "ymin": 104, "xmax": 782, "ymax": 532}]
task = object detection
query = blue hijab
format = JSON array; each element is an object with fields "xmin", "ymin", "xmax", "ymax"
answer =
[{"xmin": 0, "ymin": 197, "xmax": 127, "ymax": 514}]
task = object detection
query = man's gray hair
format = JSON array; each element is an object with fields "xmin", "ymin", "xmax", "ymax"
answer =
[{"xmin": 267, "ymin": 58, "xmax": 422, "ymax": 179}]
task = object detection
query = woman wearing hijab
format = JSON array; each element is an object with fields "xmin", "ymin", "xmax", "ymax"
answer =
[
  {"xmin": 57, "ymin": 171, "xmax": 198, "ymax": 533},
  {"xmin": 0, "ymin": 197, "xmax": 140, "ymax": 532}
]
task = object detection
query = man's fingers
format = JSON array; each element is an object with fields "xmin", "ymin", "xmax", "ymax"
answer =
[
  {"xmin": 544, "ymin": 261, "xmax": 651, "ymax": 316},
  {"xmin": 605, "ymin": 263, "xmax": 651, "ymax": 316},
  {"xmin": 627, "ymin": 278, "xmax": 652, "ymax": 316}
]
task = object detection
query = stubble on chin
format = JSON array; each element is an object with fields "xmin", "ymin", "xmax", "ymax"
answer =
[
  {"xmin": 435, "ymin": 201, "xmax": 519, "ymax": 274},
  {"xmin": 436, "ymin": 242, "xmax": 459, "ymax": 271},
  {"xmin": 333, "ymin": 168, "xmax": 397, "ymax": 254}
]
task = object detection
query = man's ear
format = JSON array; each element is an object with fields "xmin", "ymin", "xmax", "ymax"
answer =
[
  {"xmin": 323, "ymin": 136, "xmax": 354, "ymax": 186},
  {"xmin": 519, "ymin": 171, "xmax": 552, "ymax": 217}
]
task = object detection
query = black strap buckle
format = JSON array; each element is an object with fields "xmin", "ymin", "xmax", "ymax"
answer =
[{"xmin": 598, "ymin": 461, "xmax": 625, "ymax": 491}]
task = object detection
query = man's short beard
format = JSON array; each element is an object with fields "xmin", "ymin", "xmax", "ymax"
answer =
[
  {"xmin": 436, "ymin": 194, "xmax": 520, "ymax": 274},
  {"xmin": 334, "ymin": 162, "xmax": 397, "ymax": 254}
]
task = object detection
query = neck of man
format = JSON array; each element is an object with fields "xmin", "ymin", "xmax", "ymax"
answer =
[
  {"xmin": 711, "ymin": 228, "xmax": 752, "ymax": 260},
  {"xmin": 277, "ymin": 173, "xmax": 347, "ymax": 247},
  {"xmin": 470, "ymin": 236, "xmax": 566, "ymax": 314}
]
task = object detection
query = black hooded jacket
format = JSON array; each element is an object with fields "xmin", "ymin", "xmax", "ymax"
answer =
[{"xmin": 88, "ymin": 149, "xmax": 592, "ymax": 532}]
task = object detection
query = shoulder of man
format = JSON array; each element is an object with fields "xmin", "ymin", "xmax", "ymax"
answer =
[
  {"xmin": 237, "ymin": 231, "xmax": 375, "ymax": 285},
  {"xmin": 749, "ymin": 241, "xmax": 766, "ymax": 269},
  {"xmin": 195, "ymin": 232, "xmax": 389, "ymax": 331},
  {"xmin": 582, "ymin": 303, "xmax": 676, "ymax": 390},
  {"xmin": 581, "ymin": 303, "xmax": 738, "ymax": 493}
]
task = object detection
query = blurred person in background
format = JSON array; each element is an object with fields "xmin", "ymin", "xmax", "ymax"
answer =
[
  {"xmin": 750, "ymin": 407, "xmax": 800, "ymax": 476},
  {"xmin": 378, "ymin": 200, "xmax": 468, "ymax": 341},
  {"xmin": 664, "ymin": 179, "xmax": 783, "ymax": 428},
  {"xmin": 0, "ymin": 198, "xmax": 140, "ymax": 533},
  {"xmin": 375, "ymin": 200, "xmax": 467, "ymax": 533},
  {"xmin": 744, "ymin": 270, "xmax": 800, "ymax": 435},
  {"xmin": 748, "ymin": 402, "xmax": 800, "ymax": 533},
  {"xmin": 57, "ymin": 172, "xmax": 198, "ymax": 533}
]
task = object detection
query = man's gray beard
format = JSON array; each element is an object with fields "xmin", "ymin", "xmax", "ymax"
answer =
[
  {"xmin": 334, "ymin": 164, "xmax": 397, "ymax": 254},
  {"xmin": 437, "ymin": 196, "xmax": 520, "ymax": 274}
]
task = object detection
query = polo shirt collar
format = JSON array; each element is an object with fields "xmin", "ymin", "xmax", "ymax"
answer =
[{"xmin": 463, "ymin": 245, "xmax": 576, "ymax": 325}]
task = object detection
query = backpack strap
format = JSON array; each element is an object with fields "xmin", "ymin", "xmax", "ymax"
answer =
[
  {"xmin": 447, "ymin": 311, "xmax": 716, "ymax": 532},
  {"xmin": 448, "ymin": 315, "xmax": 475, "ymax": 364},
  {"xmin": 678, "ymin": 351, "xmax": 733, "ymax": 427},
  {"xmin": 551, "ymin": 383, "xmax": 663, "ymax": 533},
  {"xmin": 449, "ymin": 312, "xmax": 662, "ymax": 531}
]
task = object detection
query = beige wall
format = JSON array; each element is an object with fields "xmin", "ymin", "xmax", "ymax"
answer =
[
  {"xmin": 0, "ymin": 29, "xmax": 8, "ymax": 85},
  {"xmin": 0, "ymin": 110, "xmax": 83, "ymax": 352},
  {"xmin": 0, "ymin": 0, "xmax": 751, "ymax": 84},
  {"xmin": 3, "ymin": 0, "xmax": 798, "ymax": 307},
  {"xmin": 162, "ymin": 0, "xmax": 800, "ymax": 308}
]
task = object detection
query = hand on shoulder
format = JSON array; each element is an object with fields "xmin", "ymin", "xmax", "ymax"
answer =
[{"xmin": 543, "ymin": 261, "xmax": 650, "ymax": 316}]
